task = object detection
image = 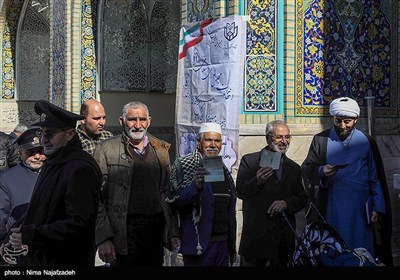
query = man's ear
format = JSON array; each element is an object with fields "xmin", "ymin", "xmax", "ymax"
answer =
[{"xmin": 67, "ymin": 129, "xmax": 76, "ymax": 141}]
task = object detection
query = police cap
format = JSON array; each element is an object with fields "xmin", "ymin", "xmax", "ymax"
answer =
[
  {"xmin": 15, "ymin": 127, "xmax": 42, "ymax": 151},
  {"xmin": 33, "ymin": 100, "xmax": 84, "ymax": 128}
]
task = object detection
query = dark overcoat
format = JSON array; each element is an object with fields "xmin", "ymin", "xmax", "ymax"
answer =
[
  {"xmin": 19, "ymin": 136, "xmax": 101, "ymax": 266},
  {"xmin": 236, "ymin": 148, "xmax": 307, "ymax": 260}
]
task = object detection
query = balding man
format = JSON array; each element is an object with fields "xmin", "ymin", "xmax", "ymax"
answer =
[{"xmin": 77, "ymin": 99, "xmax": 113, "ymax": 155}]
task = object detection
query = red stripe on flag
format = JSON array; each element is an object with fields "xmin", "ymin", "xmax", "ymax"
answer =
[{"xmin": 178, "ymin": 18, "xmax": 213, "ymax": 60}]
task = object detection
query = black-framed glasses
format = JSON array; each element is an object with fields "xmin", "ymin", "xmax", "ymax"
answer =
[
  {"xmin": 38, "ymin": 129, "xmax": 69, "ymax": 140},
  {"xmin": 271, "ymin": 135, "xmax": 292, "ymax": 141}
]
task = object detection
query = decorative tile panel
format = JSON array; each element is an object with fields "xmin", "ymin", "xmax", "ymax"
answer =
[
  {"xmin": 18, "ymin": 1, "xmax": 50, "ymax": 101},
  {"xmin": 244, "ymin": 0, "xmax": 277, "ymax": 112},
  {"xmin": 296, "ymin": 0, "xmax": 397, "ymax": 117},
  {"xmin": 186, "ymin": 0, "xmax": 216, "ymax": 23},
  {"xmin": 81, "ymin": 0, "xmax": 97, "ymax": 101},
  {"xmin": 245, "ymin": 55, "xmax": 276, "ymax": 111},
  {"xmin": 1, "ymin": 0, "xmax": 23, "ymax": 99},
  {"xmin": 52, "ymin": 0, "xmax": 66, "ymax": 107},
  {"xmin": 100, "ymin": 0, "xmax": 179, "ymax": 93}
]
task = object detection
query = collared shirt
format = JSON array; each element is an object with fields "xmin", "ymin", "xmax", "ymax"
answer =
[
  {"xmin": 129, "ymin": 135, "xmax": 149, "ymax": 156},
  {"xmin": 76, "ymin": 126, "xmax": 113, "ymax": 155}
]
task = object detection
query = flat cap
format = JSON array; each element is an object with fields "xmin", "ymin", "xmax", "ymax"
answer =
[{"xmin": 33, "ymin": 100, "xmax": 84, "ymax": 128}]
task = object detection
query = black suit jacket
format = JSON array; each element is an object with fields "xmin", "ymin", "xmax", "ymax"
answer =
[{"xmin": 236, "ymin": 147, "xmax": 307, "ymax": 259}]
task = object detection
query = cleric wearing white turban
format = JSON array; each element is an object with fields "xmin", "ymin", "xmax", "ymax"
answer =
[
  {"xmin": 302, "ymin": 95, "xmax": 393, "ymax": 266},
  {"xmin": 329, "ymin": 97, "xmax": 360, "ymax": 118}
]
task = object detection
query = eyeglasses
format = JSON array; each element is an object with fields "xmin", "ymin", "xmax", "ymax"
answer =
[
  {"xmin": 38, "ymin": 129, "xmax": 69, "ymax": 140},
  {"xmin": 271, "ymin": 135, "xmax": 292, "ymax": 141}
]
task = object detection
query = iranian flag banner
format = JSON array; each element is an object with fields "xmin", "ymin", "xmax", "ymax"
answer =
[{"xmin": 175, "ymin": 15, "xmax": 247, "ymax": 173}]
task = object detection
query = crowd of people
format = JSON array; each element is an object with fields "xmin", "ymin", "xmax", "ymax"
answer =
[{"xmin": 0, "ymin": 97, "xmax": 393, "ymax": 267}]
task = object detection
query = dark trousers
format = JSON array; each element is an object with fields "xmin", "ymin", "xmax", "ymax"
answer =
[
  {"xmin": 240, "ymin": 236, "xmax": 292, "ymax": 267},
  {"xmin": 116, "ymin": 213, "xmax": 165, "ymax": 267},
  {"xmin": 240, "ymin": 255, "xmax": 284, "ymax": 266}
]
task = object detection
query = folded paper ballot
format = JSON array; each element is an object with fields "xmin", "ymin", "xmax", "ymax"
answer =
[
  {"xmin": 203, "ymin": 156, "xmax": 225, "ymax": 182},
  {"xmin": 259, "ymin": 148, "xmax": 282, "ymax": 170}
]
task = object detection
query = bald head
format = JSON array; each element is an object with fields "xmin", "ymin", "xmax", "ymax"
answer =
[
  {"xmin": 81, "ymin": 99, "xmax": 103, "ymax": 115},
  {"xmin": 80, "ymin": 99, "xmax": 107, "ymax": 138}
]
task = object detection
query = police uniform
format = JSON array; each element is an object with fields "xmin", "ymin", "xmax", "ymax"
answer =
[
  {"xmin": 0, "ymin": 128, "xmax": 43, "ymax": 242},
  {"xmin": 15, "ymin": 100, "xmax": 102, "ymax": 266}
]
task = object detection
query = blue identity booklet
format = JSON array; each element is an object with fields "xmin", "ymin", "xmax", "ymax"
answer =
[
  {"xmin": 259, "ymin": 149, "xmax": 281, "ymax": 170},
  {"xmin": 203, "ymin": 156, "xmax": 224, "ymax": 182}
]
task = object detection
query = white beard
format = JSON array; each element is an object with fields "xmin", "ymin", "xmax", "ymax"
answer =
[
  {"xmin": 270, "ymin": 141, "xmax": 288, "ymax": 154},
  {"xmin": 126, "ymin": 127, "xmax": 146, "ymax": 141}
]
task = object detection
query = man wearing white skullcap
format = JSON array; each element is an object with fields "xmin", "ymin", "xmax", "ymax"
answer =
[
  {"xmin": 198, "ymin": 122, "xmax": 222, "ymax": 135},
  {"xmin": 302, "ymin": 97, "xmax": 393, "ymax": 266},
  {"xmin": 166, "ymin": 122, "xmax": 237, "ymax": 266}
]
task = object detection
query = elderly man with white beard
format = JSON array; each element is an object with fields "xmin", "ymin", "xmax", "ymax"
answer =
[
  {"xmin": 166, "ymin": 122, "xmax": 237, "ymax": 266},
  {"xmin": 0, "ymin": 128, "xmax": 46, "ymax": 243},
  {"xmin": 93, "ymin": 101, "xmax": 180, "ymax": 267},
  {"xmin": 236, "ymin": 120, "xmax": 307, "ymax": 267}
]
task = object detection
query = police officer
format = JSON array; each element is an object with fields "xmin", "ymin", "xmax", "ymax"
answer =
[
  {"xmin": 4, "ymin": 100, "xmax": 102, "ymax": 266},
  {"xmin": 0, "ymin": 128, "xmax": 46, "ymax": 242}
]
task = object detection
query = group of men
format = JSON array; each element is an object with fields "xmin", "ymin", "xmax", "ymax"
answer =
[{"xmin": 0, "ymin": 96, "xmax": 393, "ymax": 267}]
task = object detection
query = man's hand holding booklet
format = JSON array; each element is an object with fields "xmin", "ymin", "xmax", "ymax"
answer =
[
  {"xmin": 259, "ymin": 148, "xmax": 281, "ymax": 169},
  {"xmin": 203, "ymin": 156, "xmax": 224, "ymax": 182}
]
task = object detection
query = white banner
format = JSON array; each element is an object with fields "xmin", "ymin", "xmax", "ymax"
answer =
[{"xmin": 175, "ymin": 15, "xmax": 247, "ymax": 172}]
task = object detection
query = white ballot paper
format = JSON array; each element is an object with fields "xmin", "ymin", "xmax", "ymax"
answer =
[
  {"xmin": 203, "ymin": 156, "xmax": 225, "ymax": 182},
  {"xmin": 259, "ymin": 149, "xmax": 282, "ymax": 170}
]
